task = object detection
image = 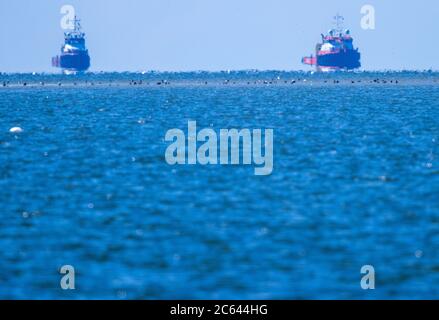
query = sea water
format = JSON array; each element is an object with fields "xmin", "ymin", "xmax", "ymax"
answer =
[{"xmin": 0, "ymin": 71, "xmax": 438, "ymax": 299}]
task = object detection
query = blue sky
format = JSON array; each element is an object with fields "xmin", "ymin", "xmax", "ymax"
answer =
[{"xmin": 0, "ymin": 0, "xmax": 438, "ymax": 72}]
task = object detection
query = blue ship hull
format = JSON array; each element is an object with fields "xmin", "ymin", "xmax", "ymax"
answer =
[
  {"xmin": 317, "ymin": 50, "xmax": 361, "ymax": 70},
  {"xmin": 59, "ymin": 52, "xmax": 90, "ymax": 72}
]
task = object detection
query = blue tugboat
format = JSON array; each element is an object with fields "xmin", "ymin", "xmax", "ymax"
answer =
[
  {"xmin": 52, "ymin": 16, "xmax": 90, "ymax": 74},
  {"xmin": 302, "ymin": 15, "xmax": 361, "ymax": 72}
]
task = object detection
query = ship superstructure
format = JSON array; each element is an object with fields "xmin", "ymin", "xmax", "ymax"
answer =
[
  {"xmin": 52, "ymin": 16, "xmax": 90, "ymax": 74},
  {"xmin": 302, "ymin": 15, "xmax": 361, "ymax": 72}
]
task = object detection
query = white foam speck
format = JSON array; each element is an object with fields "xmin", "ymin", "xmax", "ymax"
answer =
[{"xmin": 9, "ymin": 127, "xmax": 23, "ymax": 133}]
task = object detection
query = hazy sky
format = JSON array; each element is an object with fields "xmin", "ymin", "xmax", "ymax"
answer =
[{"xmin": 1, "ymin": 0, "xmax": 438, "ymax": 72}]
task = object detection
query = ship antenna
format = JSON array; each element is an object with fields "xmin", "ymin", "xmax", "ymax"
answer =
[
  {"xmin": 73, "ymin": 16, "xmax": 82, "ymax": 33},
  {"xmin": 333, "ymin": 13, "xmax": 344, "ymax": 33}
]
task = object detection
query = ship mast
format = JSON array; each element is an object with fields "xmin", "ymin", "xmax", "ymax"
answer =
[
  {"xmin": 65, "ymin": 16, "xmax": 85, "ymax": 38},
  {"xmin": 333, "ymin": 13, "xmax": 345, "ymax": 34},
  {"xmin": 72, "ymin": 16, "xmax": 82, "ymax": 34}
]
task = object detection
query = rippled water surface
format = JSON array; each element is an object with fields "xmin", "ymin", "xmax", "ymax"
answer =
[{"xmin": 1, "ymin": 72, "xmax": 438, "ymax": 299}]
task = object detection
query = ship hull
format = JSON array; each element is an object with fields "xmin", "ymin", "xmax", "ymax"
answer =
[
  {"xmin": 317, "ymin": 50, "xmax": 361, "ymax": 70},
  {"xmin": 59, "ymin": 52, "xmax": 90, "ymax": 72}
]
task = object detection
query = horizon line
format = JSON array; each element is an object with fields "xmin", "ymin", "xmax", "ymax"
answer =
[{"xmin": 1, "ymin": 69, "xmax": 439, "ymax": 75}]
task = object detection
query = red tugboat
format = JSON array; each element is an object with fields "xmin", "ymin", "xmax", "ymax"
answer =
[{"xmin": 302, "ymin": 14, "xmax": 361, "ymax": 72}]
